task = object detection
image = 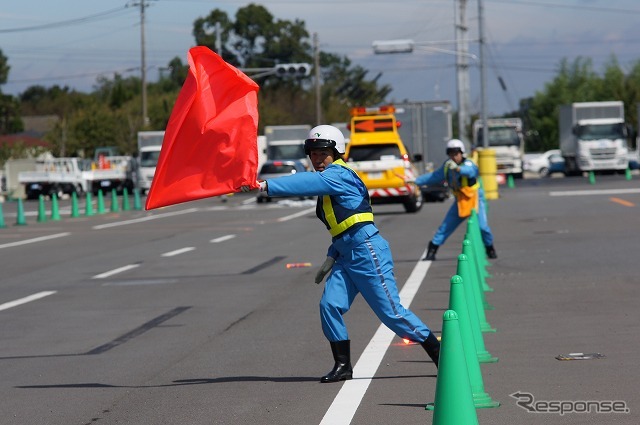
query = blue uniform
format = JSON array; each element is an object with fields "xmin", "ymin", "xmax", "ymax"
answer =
[
  {"xmin": 267, "ymin": 159, "xmax": 433, "ymax": 343},
  {"xmin": 415, "ymin": 158, "xmax": 494, "ymax": 246}
]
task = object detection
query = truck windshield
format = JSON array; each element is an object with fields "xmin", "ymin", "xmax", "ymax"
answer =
[
  {"xmin": 267, "ymin": 144, "xmax": 306, "ymax": 160},
  {"xmin": 576, "ymin": 123, "xmax": 625, "ymax": 141},
  {"xmin": 140, "ymin": 151, "xmax": 161, "ymax": 167},
  {"xmin": 347, "ymin": 144, "xmax": 402, "ymax": 161},
  {"xmin": 476, "ymin": 128, "xmax": 521, "ymax": 147}
]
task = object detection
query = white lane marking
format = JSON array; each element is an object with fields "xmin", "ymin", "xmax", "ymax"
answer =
[
  {"xmin": 210, "ymin": 235, "xmax": 236, "ymax": 243},
  {"xmin": 0, "ymin": 291, "xmax": 57, "ymax": 312},
  {"xmin": 0, "ymin": 232, "xmax": 71, "ymax": 250},
  {"xmin": 92, "ymin": 264, "xmax": 140, "ymax": 279},
  {"xmin": 92, "ymin": 208, "xmax": 199, "ymax": 229},
  {"xmin": 276, "ymin": 207, "xmax": 316, "ymax": 222},
  {"xmin": 162, "ymin": 247, "xmax": 195, "ymax": 257},
  {"xmin": 320, "ymin": 253, "xmax": 432, "ymax": 425},
  {"xmin": 549, "ymin": 188, "xmax": 640, "ymax": 197}
]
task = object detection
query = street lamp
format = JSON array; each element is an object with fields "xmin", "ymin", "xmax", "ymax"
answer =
[{"xmin": 371, "ymin": 38, "xmax": 479, "ymax": 145}]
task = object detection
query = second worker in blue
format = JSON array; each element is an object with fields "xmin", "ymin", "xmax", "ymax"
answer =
[{"xmin": 414, "ymin": 138, "xmax": 497, "ymax": 261}]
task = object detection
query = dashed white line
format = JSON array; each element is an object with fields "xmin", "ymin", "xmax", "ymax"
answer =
[
  {"xmin": 92, "ymin": 208, "xmax": 199, "ymax": 229},
  {"xmin": 0, "ymin": 232, "xmax": 71, "ymax": 250},
  {"xmin": 210, "ymin": 235, "xmax": 236, "ymax": 243},
  {"xmin": 320, "ymin": 253, "xmax": 432, "ymax": 425},
  {"xmin": 276, "ymin": 207, "xmax": 316, "ymax": 222},
  {"xmin": 549, "ymin": 188, "xmax": 640, "ymax": 197},
  {"xmin": 162, "ymin": 247, "xmax": 195, "ymax": 257},
  {"xmin": 92, "ymin": 264, "xmax": 140, "ymax": 279},
  {"xmin": 0, "ymin": 291, "xmax": 57, "ymax": 312}
]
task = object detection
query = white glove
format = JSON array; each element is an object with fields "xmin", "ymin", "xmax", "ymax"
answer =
[
  {"xmin": 239, "ymin": 181, "xmax": 267, "ymax": 193},
  {"xmin": 445, "ymin": 159, "xmax": 459, "ymax": 172},
  {"xmin": 314, "ymin": 257, "xmax": 335, "ymax": 284}
]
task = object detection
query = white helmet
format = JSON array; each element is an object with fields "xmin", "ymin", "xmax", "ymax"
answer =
[
  {"xmin": 446, "ymin": 138, "xmax": 465, "ymax": 154},
  {"xmin": 305, "ymin": 125, "xmax": 346, "ymax": 155}
]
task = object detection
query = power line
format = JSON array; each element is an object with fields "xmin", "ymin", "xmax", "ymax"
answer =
[
  {"xmin": 486, "ymin": 0, "xmax": 640, "ymax": 14},
  {"xmin": 0, "ymin": 6, "xmax": 132, "ymax": 33}
]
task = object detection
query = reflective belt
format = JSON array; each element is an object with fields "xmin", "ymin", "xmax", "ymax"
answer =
[
  {"xmin": 321, "ymin": 159, "xmax": 374, "ymax": 237},
  {"xmin": 322, "ymin": 196, "xmax": 374, "ymax": 237}
]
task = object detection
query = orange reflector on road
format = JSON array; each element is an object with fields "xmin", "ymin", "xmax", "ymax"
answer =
[{"xmin": 286, "ymin": 263, "xmax": 312, "ymax": 269}]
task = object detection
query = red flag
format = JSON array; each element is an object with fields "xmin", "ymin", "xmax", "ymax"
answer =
[{"xmin": 145, "ymin": 46, "xmax": 260, "ymax": 210}]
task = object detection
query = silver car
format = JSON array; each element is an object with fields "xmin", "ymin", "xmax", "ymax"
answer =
[{"xmin": 256, "ymin": 160, "xmax": 310, "ymax": 203}]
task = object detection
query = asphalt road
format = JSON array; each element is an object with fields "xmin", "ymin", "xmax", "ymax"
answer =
[{"xmin": 1, "ymin": 174, "xmax": 639, "ymax": 425}]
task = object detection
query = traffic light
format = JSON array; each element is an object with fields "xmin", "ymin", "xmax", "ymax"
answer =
[{"xmin": 274, "ymin": 63, "xmax": 311, "ymax": 78}]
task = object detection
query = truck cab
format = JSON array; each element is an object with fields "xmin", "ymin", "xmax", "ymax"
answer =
[
  {"xmin": 560, "ymin": 102, "xmax": 629, "ymax": 175},
  {"xmin": 473, "ymin": 118, "xmax": 525, "ymax": 178},
  {"xmin": 137, "ymin": 131, "xmax": 165, "ymax": 194}
]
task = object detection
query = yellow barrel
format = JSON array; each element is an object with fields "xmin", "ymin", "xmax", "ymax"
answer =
[{"xmin": 477, "ymin": 149, "xmax": 499, "ymax": 200}]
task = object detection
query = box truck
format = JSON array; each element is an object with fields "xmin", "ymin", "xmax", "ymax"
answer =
[{"xmin": 559, "ymin": 101, "xmax": 629, "ymax": 175}]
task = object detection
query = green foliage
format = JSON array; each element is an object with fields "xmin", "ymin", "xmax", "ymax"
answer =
[
  {"xmin": 0, "ymin": 48, "xmax": 9, "ymax": 86},
  {"xmin": 524, "ymin": 56, "xmax": 640, "ymax": 152}
]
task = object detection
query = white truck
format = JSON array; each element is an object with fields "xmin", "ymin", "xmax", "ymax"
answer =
[
  {"xmin": 137, "ymin": 131, "xmax": 165, "ymax": 194},
  {"xmin": 395, "ymin": 100, "xmax": 453, "ymax": 202},
  {"xmin": 18, "ymin": 156, "xmax": 135, "ymax": 199},
  {"xmin": 473, "ymin": 117, "xmax": 525, "ymax": 178},
  {"xmin": 559, "ymin": 101, "xmax": 629, "ymax": 175},
  {"xmin": 264, "ymin": 124, "xmax": 311, "ymax": 170}
]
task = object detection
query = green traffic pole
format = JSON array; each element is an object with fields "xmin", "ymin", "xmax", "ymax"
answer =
[
  {"xmin": 50, "ymin": 193, "xmax": 61, "ymax": 221},
  {"xmin": 85, "ymin": 192, "xmax": 95, "ymax": 216},
  {"xmin": 133, "ymin": 188, "xmax": 142, "ymax": 210},
  {"xmin": 71, "ymin": 192, "xmax": 80, "ymax": 218},
  {"xmin": 0, "ymin": 202, "xmax": 7, "ymax": 228},
  {"xmin": 429, "ymin": 311, "xmax": 479, "ymax": 425},
  {"xmin": 462, "ymin": 240, "xmax": 496, "ymax": 333},
  {"xmin": 37, "ymin": 195, "xmax": 47, "ymax": 223},
  {"xmin": 16, "ymin": 198, "xmax": 27, "ymax": 225},
  {"xmin": 122, "ymin": 188, "xmax": 130, "ymax": 211},
  {"xmin": 456, "ymin": 254, "xmax": 498, "ymax": 365},
  {"xmin": 110, "ymin": 189, "xmax": 119, "ymax": 213},
  {"xmin": 449, "ymin": 275, "xmax": 500, "ymax": 408},
  {"xmin": 97, "ymin": 190, "xmax": 106, "ymax": 214}
]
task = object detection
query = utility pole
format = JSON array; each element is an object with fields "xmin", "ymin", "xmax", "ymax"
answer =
[
  {"xmin": 313, "ymin": 33, "xmax": 322, "ymax": 125},
  {"xmin": 478, "ymin": 0, "xmax": 489, "ymax": 147},
  {"xmin": 139, "ymin": 0, "xmax": 149, "ymax": 126},
  {"xmin": 454, "ymin": 0, "xmax": 471, "ymax": 145}
]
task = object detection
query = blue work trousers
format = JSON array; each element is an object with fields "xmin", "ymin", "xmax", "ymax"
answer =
[
  {"xmin": 319, "ymin": 231, "xmax": 431, "ymax": 343},
  {"xmin": 432, "ymin": 195, "xmax": 494, "ymax": 247}
]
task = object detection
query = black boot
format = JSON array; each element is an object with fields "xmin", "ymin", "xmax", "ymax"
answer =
[
  {"xmin": 423, "ymin": 241, "xmax": 439, "ymax": 261},
  {"xmin": 320, "ymin": 340, "xmax": 353, "ymax": 383},
  {"xmin": 485, "ymin": 245, "xmax": 497, "ymax": 259},
  {"xmin": 420, "ymin": 332, "xmax": 440, "ymax": 368}
]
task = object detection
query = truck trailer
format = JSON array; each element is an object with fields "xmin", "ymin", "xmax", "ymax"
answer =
[
  {"xmin": 264, "ymin": 125, "xmax": 311, "ymax": 170},
  {"xmin": 559, "ymin": 101, "xmax": 629, "ymax": 175},
  {"xmin": 394, "ymin": 101, "xmax": 453, "ymax": 202}
]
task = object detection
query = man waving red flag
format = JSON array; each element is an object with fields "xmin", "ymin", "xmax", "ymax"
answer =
[{"xmin": 145, "ymin": 46, "xmax": 260, "ymax": 210}]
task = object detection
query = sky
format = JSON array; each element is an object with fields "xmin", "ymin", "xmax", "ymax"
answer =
[{"xmin": 2, "ymin": 0, "xmax": 640, "ymax": 120}]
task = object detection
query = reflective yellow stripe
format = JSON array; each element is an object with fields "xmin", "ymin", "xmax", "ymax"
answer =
[
  {"xmin": 323, "ymin": 194, "xmax": 374, "ymax": 237},
  {"xmin": 321, "ymin": 160, "xmax": 375, "ymax": 237}
]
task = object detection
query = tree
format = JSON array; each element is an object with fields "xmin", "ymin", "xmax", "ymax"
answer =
[
  {"xmin": 192, "ymin": 4, "xmax": 391, "ymax": 128},
  {"xmin": 0, "ymin": 49, "xmax": 23, "ymax": 134}
]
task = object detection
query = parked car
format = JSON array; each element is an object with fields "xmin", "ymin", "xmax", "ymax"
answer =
[
  {"xmin": 256, "ymin": 160, "xmax": 309, "ymax": 203},
  {"xmin": 524, "ymin": 149, "xmax": 562, "ymax": 176},
  {"xmin": 546, "ymin": 151, "xmax": 566, "ymax": 176}
]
